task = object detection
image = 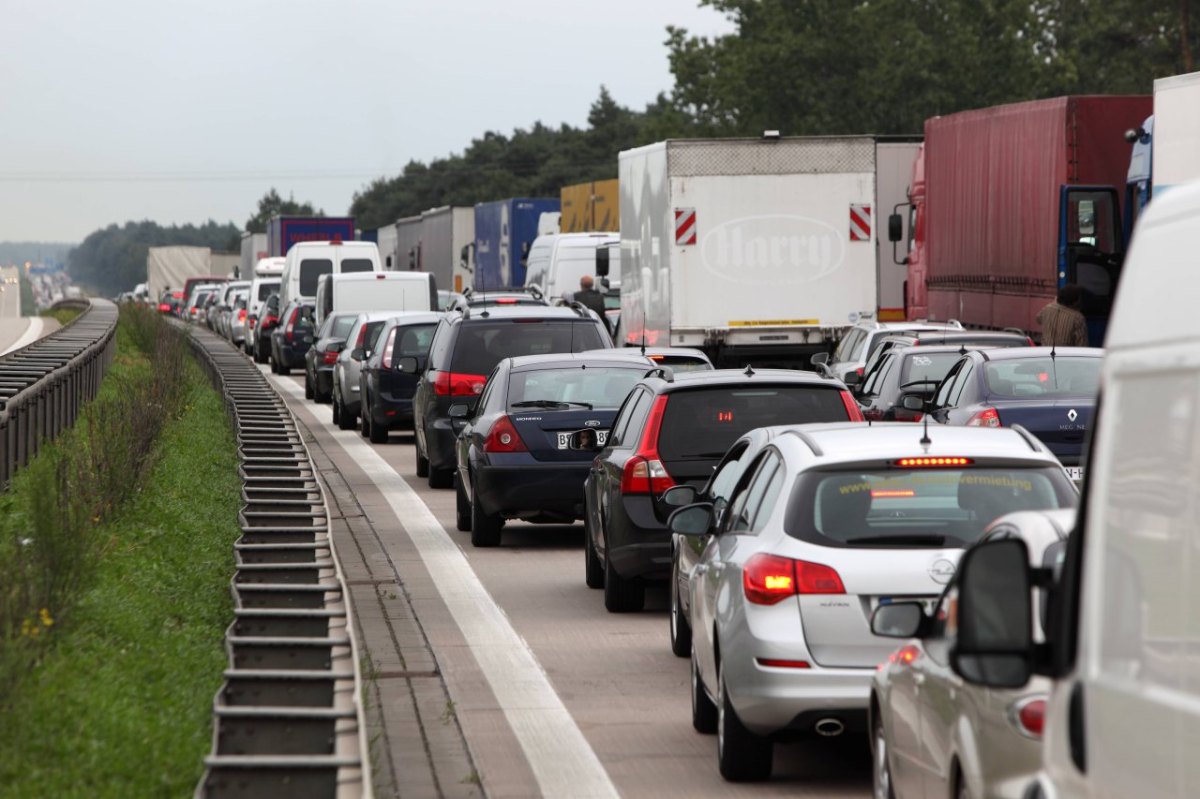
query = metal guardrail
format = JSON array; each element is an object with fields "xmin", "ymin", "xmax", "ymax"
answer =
[
  {"xmin": 184, "ymin": 323, "xmax": 371, "ymax": 799},
  {"xmin": 0, "ymin": 298, "xmax": 119, "ymax": 488}
]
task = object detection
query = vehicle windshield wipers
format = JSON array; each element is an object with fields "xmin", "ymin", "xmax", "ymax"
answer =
[
  {"xmin": 844, "ymin": 534, "xmax": 948, "ymax": 546},
  {"xmin": 510, "ymin": 400, "xmax": 594, "ymax": 409}
]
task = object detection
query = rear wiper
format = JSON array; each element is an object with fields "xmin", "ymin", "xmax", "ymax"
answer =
[
  {"xmin": 510, "ymin": 400, "xmax": 593, "ymax": 409},
  {"xmin": 844, "ymin": 534, "xmax": 948, "ymax": 546}
]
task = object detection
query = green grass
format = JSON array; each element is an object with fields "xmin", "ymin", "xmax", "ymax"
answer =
[
  {"xmin": 0, "ymin": 357, "xmax": 241, "ymax": 797},
  {"xmin": 40, "ymin": 307, "xmax": 82, "ymax": 326}
]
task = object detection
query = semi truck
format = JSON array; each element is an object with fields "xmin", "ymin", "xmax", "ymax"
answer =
[
  {"xmin": 1125, "ymin": 70, "xmax": 1200, "ymax": 227},
  {"xmin": 896, "ymin": 95, "xmax": 1151, "ymax": 345},
  {"xmin": 146, "ymin": 245, "xmax": 215, "ymax": 301},
  {"xmin": 619, "ymin": 135, "xmax": 920, "ymax": 368},
  {"xmin": 267, "ymin": 215, "xmax": 355, "ymax": 258},
  {"xmin": 375, "ymin": 223, "xmax": 399, "ymax": 270},
  {"xmin": 239, "ymin": 232, "xmax": 267, "ymax": 280},
  {"xmin": 420, "ymin": 206, "xmax": 474, "ymax": 294},
  {"xmin": 560, "ymin": 179, "xmax": 619, "ymax": 232},
  {"xmin": 472, "ymin": 197, "xmax": 559, "ymax": 290}
]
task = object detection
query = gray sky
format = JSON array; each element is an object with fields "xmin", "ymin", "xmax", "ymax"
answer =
[{"xmin": 0, "ymin": 0, "xmax": 731, "ymax": 243}]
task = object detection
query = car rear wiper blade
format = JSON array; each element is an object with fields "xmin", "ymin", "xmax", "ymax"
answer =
[
  {"xmin": 510, "ymin": 400, "xmax": 594, "ymax": 409},
  {"xmin": 844, "ymin": 534, "xmax": 948, "ymax": 546}
]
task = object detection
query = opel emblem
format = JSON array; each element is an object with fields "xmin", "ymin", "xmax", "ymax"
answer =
[
  {"xmin": 929, "ymin": 558, "xmax": 956, "ymax": 585},
  {"xmin": 584, "ymin": 420, "xmax": 601, "ymax": 428},
  {"xmin": 1067, "ymin": 408, "xmax": 1078, "ymax": 422}
]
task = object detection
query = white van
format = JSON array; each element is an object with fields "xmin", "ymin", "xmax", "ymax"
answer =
[
  {"xmin": 248, "ymin": 257, "xmax": 286, "ymax": 324},
  {"xmin": 278, "ymin": 241, "xmax": 382, "ymax": 309},
  {"xmin": 946, "ymin": 180, "xmax": 1200, "ymax": 799},
  {"xmin": 314, "ymin": 271, "xmax": 436, "ymax": 328},
  {"xmin": 523, "ymin": 231, "xmax": 619, "ymax": 303}
]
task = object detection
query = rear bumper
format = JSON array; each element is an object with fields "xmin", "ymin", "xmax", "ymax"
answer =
[
  {"xmin": 369, "ymin": 395, "xmax": 415, "ymax": 430},
  {"xmin": 313, "ymin": 367, "xmax": 333, "ymax": 397},
  {"xmin": 276, "ymin": 340, "xmax": 308, "ymax": 368},
  {"xmin": 475, "ymin": 461, "xmax": 591, "ymax": 519},
  {"xmin": 606, "ymin": 495, "xmax": 671, "ymax": 580}
]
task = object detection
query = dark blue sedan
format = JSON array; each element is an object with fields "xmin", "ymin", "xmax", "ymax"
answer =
[
  {"xmin": 452, "ymin": 353, "xmax": 652, "ymax": 547},
  {"xmin": 926, "ymin": 346, "xmax": 1102, "ymax": 478}
]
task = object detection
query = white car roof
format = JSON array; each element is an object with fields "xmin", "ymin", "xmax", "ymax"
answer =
[{"xmin": 771, "ymin": 422, "xmax": 1060, "ymax": 465}]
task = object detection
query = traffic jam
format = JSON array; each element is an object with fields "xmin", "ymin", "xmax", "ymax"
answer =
[{"xmin": 172, "ymin": 72, "xmax": 1195, "ymax": 798}]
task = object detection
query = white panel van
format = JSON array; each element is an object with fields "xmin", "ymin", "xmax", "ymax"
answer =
[
  {"xmin": 314, "ymin": 271, "xmax": 436, "ymax": 328},
  {"xmin": 278, "ymin": 241, "xmax": 382, "ymax": 309}
]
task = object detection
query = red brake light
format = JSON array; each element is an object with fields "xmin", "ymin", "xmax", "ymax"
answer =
[
  {"xmin": 158, "ymin": 303, "xmax": 171, "ymax": 313},
  {"xmin": 484, "ymin": 415, "xmax": 527, "ymax": 453},
  {"xmin": 840, "ymin": 390, "xmax": 865, "ymax": 422},
  {"xmin": 620, "ymin": 395, "xmax": 675, "ymax": 495},
  {"xmin": 284, "ymin": 307, "xmax": 299, "ymax": 341},
  {"xmin": 896, "ymin": 457, "xmax": 974, "ymax": 467},
  {"xmin": 756, "ymin": 658, "xmax": 811, "ymax": 669},
  {"xmin": 1011, "ymin": 697, "xmax": 1046, "ymax": 738},
  {"xmin": 495, "ymin": 297, "xmax": 518, "ymax": 304},
  {"xmin": 886, "ymin": 644, "xmax": 922, "ymax": 667},
  {"xmin": 264, "ymin": 314, "xmax": 279, "ymax": 327},
  {"xmin": 743, "ymin": 554, "xmax": 844, "ymax": 605},
  {"xmin": 323, "ymin": 349, "xmax": 339, "ymax": 365},
  {"xmin": 892, "ymin": 404, "xmax": 923, "ymax": 423},
  {"xmin": 433, "ymin": 371, "xmax": 487, "ymax": 397},
  {"xmin": 237, "ymin": 309, "xmax": 247, "ymax": 322},
  {"xmin": 965, "ymin": 408, "xmax": 1001, "ymax": 428}
]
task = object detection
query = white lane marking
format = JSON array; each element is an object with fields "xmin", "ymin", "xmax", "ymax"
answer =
[
  {"xmin": 1, "ymin": 317, "xmax": 44, "ymax": 356},
  {"xmin": 270, "ymin": 373, "xmax": 619, "ymax": 799}
]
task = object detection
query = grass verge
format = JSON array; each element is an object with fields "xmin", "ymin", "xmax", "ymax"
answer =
[
  {"xmin": 40, "ymin": 306, "xmax": 82, "ymax": 326},
  {"xmin": 0, "ymin": 315, "xmax": 241, "ymax": 796}
]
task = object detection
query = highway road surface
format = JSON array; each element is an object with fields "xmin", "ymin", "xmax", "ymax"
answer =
[
  {"xmin": 265, "ymin": 366, "xmax": 872, "ymax": 799},
  {"xmin": 0, "ymin": 266, "xmax": 58, "ymax": 356}
]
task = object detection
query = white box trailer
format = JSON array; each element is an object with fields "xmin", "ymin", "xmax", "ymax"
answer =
[
  {"xmin": 376, "ymin": 223, "xmax": 399, "ymax": 270},
  {"xmin": 240, "ymin": 232, "xmax": 267, "ymax": 279},
  {"xmin": 618, "ymin": 136, "xmax": 919, "ymax": 367},
  {"xmin": 1152, "ymin": 70, "xmax": 1200, "ymax": 195},
  {"xmin": 420, "ymin": 206, "xmax": 475, "ymax": 294},
  {"xmin": 395, "ymin": 215, "xmax": 423, "ymax": 274},
  {"xmin": 146, "ymin": 245, "xmax": 212, "ymax": 301}
]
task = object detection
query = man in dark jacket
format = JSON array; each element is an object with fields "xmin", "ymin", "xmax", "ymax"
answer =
[
  {"xmin": 1036, "ymin": 284, "xmax": 1089, "ymax": 347},
  {"xmin": 574, "ymin": 275, "xmax": 607, "ymax": 318}
]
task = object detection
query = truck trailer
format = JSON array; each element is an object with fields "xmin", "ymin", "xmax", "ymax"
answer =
[
  {"xmin": 619, "ymin": 135, "xmax": 920, "ymax": 368},
  {"xmin": 560, "ymin": 179, "xmax": 619, "ymax": 232},
  {"xmin": 420, "ymin": 206, "xmax": 474, "ymax": 294},
  {"xmin": 239, "ymin": 232, "xmax": 267, "ymax": 280},
  {"xmin": 1125, "ymin": 70, "xmax": 1200, "ymax": 227},
  {"xmin": 267, "ymin": 215, "xmax": 356, "ymax": 258},
  {"xmin": 146, "ymin": 245, "xmax": 214, "ymax": 301},
  {"xmin": 472, "ymin": 198, "xmax": 559, "ymax": 290},
  {"xmin": 900, "ymin": 95, "xmax": 1150, "ymax": 345}
]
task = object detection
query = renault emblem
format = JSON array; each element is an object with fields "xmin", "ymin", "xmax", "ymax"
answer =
[{"xmin": 1067, "ymin": 408, "xmax": 1078, "ymax": 422}]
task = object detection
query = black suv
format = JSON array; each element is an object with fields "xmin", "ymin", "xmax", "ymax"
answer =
[
  {"xmin": 582, "ymin": 367, "xmax": 862, "ymax": 612},
  {"xmin": 408, "ymin": 304, "xmax": 612, "ymax": 488},
  {"xmin": 270, "ymin": 300, "xmax": 316, "ymax": 375}
]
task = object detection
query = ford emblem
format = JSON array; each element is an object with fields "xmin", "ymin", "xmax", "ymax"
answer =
[{"xmin": 584, "ymin": 420, "xmax": 601, "ymax": 428}]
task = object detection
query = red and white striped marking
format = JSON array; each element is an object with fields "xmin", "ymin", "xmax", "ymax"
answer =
[
  {"xmin": 675, "ymin": 208, "xmax": 697, "ymax": 246},
  {"xmin": 850, "ymin": 204, "xmax": 872, "ymax": 242}
]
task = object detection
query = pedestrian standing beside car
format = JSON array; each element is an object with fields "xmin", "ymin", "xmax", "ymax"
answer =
[
  {"xmin": 1037, "ymin": 284, "xmax": 1089, "ymax": 347},
  {"xmin": 574, "ymin": 275, "xmax": 610, "ymax": 334}
]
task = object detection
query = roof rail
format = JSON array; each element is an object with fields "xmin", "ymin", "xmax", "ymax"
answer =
[
  {"xmin": 642, "ymin": 366, "xmax": 675, "ymax": 383},
  {"xmin": 1008, "ymin": 424, "xmax": 1045, "ymax": 453},
  {"xmin": 785, "ymin": 429, "xmax": 824, "ymax": 456},
  {"xmin": 947, "ymin": 318, "xmax": 964, "ymax": 329}
]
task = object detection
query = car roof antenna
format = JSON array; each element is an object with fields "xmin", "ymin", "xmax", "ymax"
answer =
[{"xmin": 919, "ymin": 408, "xmax": 932, "ymax": 446}]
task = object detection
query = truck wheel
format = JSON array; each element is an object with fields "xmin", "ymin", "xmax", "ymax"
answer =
[
  {"xmin": 604, "ymin": 546, "xmax": 645, "ymax": 612},
  {"xmin": 470, "ymin": 483, "xmax": 502, "ymax": 547},
  {"xmin": 717, "ymin": 659, "xmax": 773, "ymax": 781}
]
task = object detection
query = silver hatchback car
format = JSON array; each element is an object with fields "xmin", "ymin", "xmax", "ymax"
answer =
[{"xmin": 670, "ymin": 423, "xmax": 1077, "ymax": 782}]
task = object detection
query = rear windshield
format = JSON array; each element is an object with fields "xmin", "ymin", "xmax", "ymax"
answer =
[
  {"xmin": 507, "ymin": 366, "xmax": 646, "ymax": 409},
  {"xmin": 340, "ymin": 258, "xmax": 374, "ymax": 273},
  {"xmin": 658, "ymin": 386, "xmax": 848, "ymax": 461},
  {"xmin": 900, "ymin": 352, "xmax": 963, "ymax": 387},
  {"xmin": 324, "ymin": 315, "xmax": 356, "ymax": 340},
  {"xmin": 654, "ymin": 356, "xmax": 711, "ymax": 373},
  {"xmin": 299, "ymin": 259, "xmax": 333, "ymax": 295},
  {"xmin": 449, "ymin": 322, "xmax": 606, "ymax": 376},
  {"xmin": 257, "ymin": 281, "xmax": 279, "ymax": 300},
  {"xmin": 192, "ymin": 291, "xmax": 212, "ymax": 307},
  {"xmin": 362, "ymin": 321, "xmax": 387, "ymax": 350},
  {"xmin": 984, "ymin": 356, "xmax": 1100, "ymax": 398},
  {"xmin": 786, "ymin": 467, "xmax": 1076, "ymax": 548}
]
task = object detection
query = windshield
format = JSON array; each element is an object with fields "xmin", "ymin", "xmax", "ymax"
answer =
[
  {"xmin": 507, "ymin": 366, "xmax": 645, "ymax": 409},
  {"xmin": 257, "ymin": 281, "xmax": 280, "ymax": 300},
  {"xmin": 785, "ymin": 466, "xmax": 1077, "ymax": 548},
  {"xmin": 299, "ymin": 259, "xmax": 333, "ymax": 295},
  {"xmin": 327, "ymin": 315, "xmax": 356, "ymax": 340},
  {"xmin": 984, "ymin": 356, "xmax": 1100, "ymax": 398},
  {"xmin": 340, "ymin": 258, "xmax": 374, "ymax": 273}
]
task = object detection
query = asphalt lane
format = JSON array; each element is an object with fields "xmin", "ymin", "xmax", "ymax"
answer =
[
  {"xmin": 0, "ymin": 266, "xmax": 37, "ymax": 355},
  {"xmin": 269, "ymin": 368, "xmax": 871, "ymax": 798}
]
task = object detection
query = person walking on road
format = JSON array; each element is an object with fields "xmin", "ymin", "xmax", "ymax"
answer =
[
  {"xmin": 574, "ymin": 275, "xmax": 608, "ymax": 320},
  {"xmin": 1037, "ymin": 284, "xmax": 1089, "ymax": 347}
]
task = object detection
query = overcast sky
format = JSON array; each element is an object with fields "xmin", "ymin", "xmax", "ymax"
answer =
[{"xmin": 0, "ymin": 0, "xmax": 732, "ymax": 243}]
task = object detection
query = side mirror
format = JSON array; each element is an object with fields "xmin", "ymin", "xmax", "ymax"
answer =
[
  {"xmin": 350, "ymin": 348, "xmax": 365, "ymax": 361},
  {"xmin": 810, "ymin": 352, "xmax": 829, "ymax": 366},
  {"xmin": 448, "ymin": 404, "xmax": 470, "ymax": 419},
  {"xmin": 396, "ymin": 356, "xmax": 418, "ymax": 374},
  {"xmin": 950, "ymin": 538, "xmax": 1034, "ymax": 688},
  {"xmin": 901, "ymin": 395, "xmax": 926, "ymax": 412},
  {"xmin": 662, "ymin": 484, "xmax": 698, "ymax": 508},
  {"xmin": 843, "ymin": 371, "xmax": 862, "ymax": 387},
  {"xmin": 870, "ymin": 602, "xmax": 927, "ymax": 639},
  {"xmin": 888, "ymin": 213, "xmax": 903, "ymax": 243},
  {"xmin": 596, "ymin": 246, "xmax": 610, "ymax": 277},
  {"xmin": 330, "ymin": 341, "xmax": 345, "ymax": 354},
  {"xmin": 567, "ymin": 429, "xmax": 604, "ymax": 451},
  {"xmin": 668, "ymin": 503, "xmax": 715, "ymax": 537}
]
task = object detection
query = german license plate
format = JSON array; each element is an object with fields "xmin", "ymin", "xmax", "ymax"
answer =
[
  {"xmin": 1064, "ymin": 466, "xmax": 1084, "ymax": 483},
  {"xmin": 557, "ymin": 429, "xmax": 608, "ymax": 449},
  {"xmin": 873, "ymin": 596, "xmax": 939, "ymax": 615}
]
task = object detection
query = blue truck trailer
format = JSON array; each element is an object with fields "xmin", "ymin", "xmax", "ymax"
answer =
[
  {"xmin": 472, "ymin": 198, "xmax": 559, "ymax": 289},
  {"xmin": 267, "ymin": 216, "xmax": 356, "ymax": 258}
]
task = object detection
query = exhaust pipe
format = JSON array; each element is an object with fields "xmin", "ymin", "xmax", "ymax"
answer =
[{"xmin": 814, "ymin": 717, "xmax": 845, "ymax": 737}]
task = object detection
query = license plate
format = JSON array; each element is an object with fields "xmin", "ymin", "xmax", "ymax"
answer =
[
  {"xmin": 1064, "ymin": 466, "xmax": 1084, "ymax": 482},
  {"xmin": 557, "ymin": 429, "xmax": 608, "ymax": 449},
  {"xmin": 874, "ymin": 596, "xmax": 939, "ymax": 615}
]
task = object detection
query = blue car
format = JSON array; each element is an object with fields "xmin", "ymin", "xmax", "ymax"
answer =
[
  {"xmin": 452, "ymin": 353, "xmax": 651, "ymax": 547},
  {"xmin": 925, "ymin": 346, "xmax": 1102, "ymax": 478}
]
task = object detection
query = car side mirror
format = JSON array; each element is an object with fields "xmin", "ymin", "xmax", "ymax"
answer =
[
  {"xmin": 843, "ymin": 371, "xmax": 862, "ymax": 387},
  {"xmin": 330, "ymin": 341, "xmax": 345, "ymax": 353},
  {"xmin": 810, "ymin": 352, "xmax": 829, "ymax": 366},
  {"xmin": 888, "ymin": 212, "xmax": 903, "ymax": 243},
  {"xmin": 448, "ymin": 404, "xmax": 470, "ymax": 419},
  {"xmin": 396, "ymin": 356, "xmax": 418, "ymax": 374},
  {"xmin": 567, "ymin": 429, "xmax": 604, "ymax": 451},
  {"xmin": 595, "ymin": 246, "xmax": 610, "ymax": 277},
  {"xmin": 668, "ymin": 503, "xmax": 715, "ymax": 537},
  {"xmin": 348, "ymin": 348, "xmax": 363, "ymax": 360},
  {"xmin": 662, "ymin": 484, "xmax": 698, "ymax": 508},
  {"xmin": 950, "ymin": 538, "xmax": 1034, "ymax": 688},
  {"xmin": 901, "ymin": 395, "xmax": 926, "ymax": 412},
  {"xmin": 870, "ymin": 602, "xmax": 927, "ymax": 639}
]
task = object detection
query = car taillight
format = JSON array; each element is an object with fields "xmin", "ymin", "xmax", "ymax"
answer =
[
  {"xmin": 190, "ymin": 307, "xmax": 198, "ymax": 316},
  {"xmin": 896, "ymin": 457, "xmax": 974, "ymax": 467},
  {"xmin": 158, "ymin": 303, "xmax": 171, "ymax": 313},
  {"xmin": 840, "ymin": 390, "xmax": 865, "ymax": 422},
  {"xmin": 265, "ymin": 314, "xmax": 279, "ymax": 327},
  {"xmin": 323, "ymin": 350, "xmax": 339, "ymax": 365},
  {"xmin": 484, "ymin": 415, "xmax": 526, "ymax": 453},
  {"xmin": 433, "ymin": 371, "xmax": 487, "ymax": 396},
  {"xmin": 495, "ymin": 297, "xmax": 518, "ymax": 304},
  {"xmin": 892, "ymin": 405, "xmax": 923, "ymax": 423},
  {"xmin": 885, "ymin": 644, "xmax": 922, "ymax": 668},
  {"xmin": 284, "ymin": 307, "xmax": 299, "ymax": 341},
  {"xmin": 966, "ymin": 407, "xmax": 1001, "ymax": 428},
  {"xmin": 743, "ymin": 554, "xmax": 845, "ymax": 605},
  {"xmin": 381, "ymin": 332, "xmax": 395, "ymax": 366},
  {"xmin": 1010, "ymin": 697, "xmax": 1046, "ymax": 739},
  {"xmin": 619, "ymin": 395, "xmax": 675, "ymax": 495},
  {"xmin": 237, "ymin": 309, "xmax": 247, "ymax": 322},
  {"xmin": 248, "ymin": 315, "xmax": 258, "ymax": 330}
]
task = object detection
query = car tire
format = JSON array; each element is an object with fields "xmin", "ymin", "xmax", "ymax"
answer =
[
  {"xmin": 331, "ymin": 392, "xmax": 341, "ymax": 426},
  {"xmin": 454, "ymin": 473, "xmax": 472, "ymax": 532},
  {"xmin": 717, "ymin": 658, "xmax": 773, "ymax": 781},
  {"xmin": 304, "ymin": 372, "xmax": 314, "ymax": 400},
  {"xmin": 873, "ymin": 709, "xmax": 897, "ymax": 799},
  {"xmin": 337, "ymin": 394, "xmax": 356, "ymax": 431},
  {"xmin": 691, "ymin": 643, "xmax": 717, "ymax": 734},
  {"xmin": 470, "ymin": 482, "xmax": 502, "ymax": 547},
  {"xmin": 428, "ymin": 465, "xmax": 453, "ymax": 489},
  {"xmin": 368, "ymin": 410, "xmax": 389, "ymax": 444},
  {"xmin": 670, "ymin": 547, "xmax": 692, "ymax": 658},
  {"xmin": 270, "ymin": 356, "xmax": 278, "ymax": 374},
  {"xmin": 584, "ymin": 531, "xmax": 604, "ymax": 589},
  {"xmin": 604, "ymin": 543, "xmax": 645, "ymax": 613},
  {"xmin": 277, "ymin": 358, "xmax": 290, "ymax": 376},
  {"xmin": 415, "ymin": 444, "xmax": 429, "ymax": 478}
]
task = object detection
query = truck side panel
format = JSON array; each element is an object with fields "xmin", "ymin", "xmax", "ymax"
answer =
[
  {"xmin": 508, "ymin": 199, "xmax": 559, "ymax": 287},
  {"xmin": 1152, "ymin": 71, "xmax": 1200, "ymax": 194},
  {"xmin": 561, "ymin": 179, "xmax": 619, "ymax": 232},
  {"xmin": 619, "ymin": 143, "xmax": 670, "ymax": 346},
  {"xmin": 268, "ymin": 216, "xmax": 356, "ymax": 258},
  {"xmin": 875, "ymin": 142, "xmax": 921, "ymax": 320},
  {"xmin": 420, "ymin": 206, "xmax": 475, "ymax": 292},
  {"xmin": 376, "ymin": 225, "xmax": 398, "ymax": 270},
  {"xmin": 395, "ymin": 216, "xmax": 422, "ymax": 273},
  {"xmin": 473, "ymin": 201, "xmax": 504, "ymax": 290}
]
